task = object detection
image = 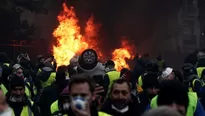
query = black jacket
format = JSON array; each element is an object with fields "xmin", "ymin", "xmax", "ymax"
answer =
[{"xmin": 101, "ymin": 95, "xmax": 141, "ymax": 116}]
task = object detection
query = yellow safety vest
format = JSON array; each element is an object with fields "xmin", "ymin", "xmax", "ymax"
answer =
[
  {"xmin": 0, "ymin": 84, "xmax": 8, "ymax": 95},
  {"xmin": 150, "ymin": 92, "xmax": 197, "ymax": 116},
  {"xmin": 3, "ymin": 63, "xmax": 10, "ymax": 67},
  {"xmin": 197, "ymin": 67, "xmax": 205, "ymax": 78},
  {"xmin": 107, "ymin": 71, "xmax": 120, "ymax": 89},
  {"xmin": 25, "ymin": 83, "xmax": 32, "ymax": 98},
  {"xmin": 12, "ymin": 101, "xmax": 34, "ymax": 116},
  {"xmin": 137, "ymin": 76, "xmax": 143, "ymax": 93},
  {"xmin": 188, "ymin": 79, "xmax": 201, "ymax": 92},
  {"xmin": 41, "ymin": 72, "xmax": 56, "ymax": 88},
  {"xmin": 50, "ymin": 100, "xmax": 59, "ymax": 114}
]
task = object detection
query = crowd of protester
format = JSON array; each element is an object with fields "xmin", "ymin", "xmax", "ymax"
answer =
[{"xmin": 0, "ymin": 49, "xmax": 205, "ymax": 116}]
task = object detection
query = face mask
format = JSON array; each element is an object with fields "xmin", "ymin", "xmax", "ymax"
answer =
[
  {"xmin": 71, "ymin": 96, "xmax": 86, "ymax": 110},
  {"xmin": 111, "ymin": 99, "xmax": 129, "ymax": 110},
  {"xmin": 9, "ymin": 95, "xmax": 23, "ymax": 103},
  {"xmin": 111, "ymin": 104, "xmax": 129, "ymax": 113}
]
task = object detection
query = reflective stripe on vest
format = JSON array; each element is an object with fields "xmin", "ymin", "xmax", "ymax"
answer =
[
  {"xmin": 188, "ymin": 79, "xmax": 196, "ymax": 92},
  {"xmin": 107, "ymin": 71, "xmax": 120, "ymax": 89},
  {"xmin": 25, "ymin": 83, "xmax": 31, "ymax": 98},
  {"xmin": 197, "ymin": 67, "xmax": 205, "ymax": 78},
  {"xmin": 0, "ymin": 84, "xmax": 7, "ymax": 95},
  {"xmin": 12, "ymin": 102, "xmax": 33, "ymax": 116},
  {"xmin": 150, "ymin": 92, "xmax": 197, "ymax": 116},
  {"xmin": 41, "ymin": 72, "xmax": 56, "ymax": 88},
  {"xmin": 3, "ymin": 63, "xmax": 10, "ymax": 67},
  {"xmin": 50, "ymin": 100, "xmax": 59, "ymax": 114}
]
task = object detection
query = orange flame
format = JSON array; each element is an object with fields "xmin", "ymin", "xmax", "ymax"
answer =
[
  {"xmin": 83, "ymin": 15, "xmax": 102, "ymax": 58},
  {"xmin": 112, "ymin": 39, "xmax": 136, "ymax": 71},
  {"xmin": 53, "ymin": 3, "xmax": 101, "ymax": 66}
]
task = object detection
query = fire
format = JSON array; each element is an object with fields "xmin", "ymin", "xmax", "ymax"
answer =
[
  {"xmin": 53, "ymin": 3, "xmax": 135, "ymax": 69},
  {"xmin": 112, "ymin": 39, "xmax": 135, "ymax": 71},
  {"xmin": 83, "ymin": 15, "xmax": 102, "ymax": 58},
  {"xmin": 53, "ymin": 3, "xmax": 101, "ymax": 66}
]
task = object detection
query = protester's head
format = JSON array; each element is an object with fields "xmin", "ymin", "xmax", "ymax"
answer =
[
  {"xmin": 69, "ymin": 74, "xmax": 94, "ymax": 104},
  {"xmin": 109, "ymin": 79, "xmax": 132, "ymax": 111},
  {"xmin": 0, "ymin": 89, "xmax": 8, "ymax": 113},
  {"xmin": 142, "ymin": 72, "xmax": 159, "ymax": 99},
  {"xmin": 182, "ymin": 63, "xmax": 197, "ymax": 79},
  {"xmin": 55, "ymin": 65, "xmax": 69, "ymax": 87},
  {"xmin": 142, "ymin": 106, "xmax": 183, "ymax": 116},
  {"xmin": 197, "ymin": 51, "xmax": 205, "ymax": 60},
  {"xmin": 59, "ymin": 86, "xmax": 70, "ymax": 112},
  {"xmin": 159, "ymin": 67, "xmax": 175, "ymax": 81},
  {"xmin": 157, "ymin": 80, "xmax": 188, "ymax": 116},
  {"xmin": 12, "ymin": 64, "xmax": 24, "ymax": 77},
  {"xmin": 104, "ymin": 60, "xmax": 115, "ymax": 72},
  {"xmin": 145, "ymin": 60, "xmax": 159, "ymax": 72},
  {"xmin": 9, "ymin": 76, "xmax": 25, "ymax": 102},
  {"xmin": 36, "ymin": 55, "xmax": 45, "ymax": 66},
  {"xmin": 70, "ymin": 56, "xmax": 78, "ymax": 67}
]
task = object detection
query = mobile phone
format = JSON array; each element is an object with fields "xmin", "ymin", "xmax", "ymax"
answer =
[{"xmin": 93, "ymin": 75, "xmax": 104, "ymax": 87}]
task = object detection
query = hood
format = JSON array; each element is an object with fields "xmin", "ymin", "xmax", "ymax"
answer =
[{"xmin": 60, "ymin": 86, "xmax": 69, "ymax": 96}]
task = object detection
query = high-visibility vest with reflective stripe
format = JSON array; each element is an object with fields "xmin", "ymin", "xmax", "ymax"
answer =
[
  {"xmin": 3, "ymin": 63, "xmax": 10, "ymax": 67},
  {"xmin": 50, "ymin": 100, "xmax": 68, "ymax": 116},
  {"xmin": 0, "ymin": 84, "xmax": 7, "ymax": 95},
  {"xmin": 25, "ymin": 83, "xmax": 32, "ymax": 98},
  {"xmin": 150, "ymin": 92, "xmax": 197, "ymax": 116},
  {"xmin": 137, "ymin": 76, "xmax": 143, "ymax": 93},
  {"xmin": 197, "ymin": 67, "xmax": 205, "ymax": 78},
  {"xmin": 188, "ymin": 79, "xmax": 201, "ymax": 92},
  {"xmin": 12, "ymin": 101, "xmax": 33, "ymax": 116},
  {"xmin": 107, "ymin": 71, "xmax": 120, "ymax": 89},
  {"xmin": 41, "ymin": 72, "xmax": 56, "ymax": 88},
  {"xmin": 50, "ymin": 100, "xmax": 59, "ymax": 114}
]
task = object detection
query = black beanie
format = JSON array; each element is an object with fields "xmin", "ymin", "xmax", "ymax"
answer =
[
  {"xmin": 142, "ymin": 72, "xmax": 159, "ymax": 90},
  {"xmin": 9, "ymin": 76, "xmax": 25, "ymax": 89}
]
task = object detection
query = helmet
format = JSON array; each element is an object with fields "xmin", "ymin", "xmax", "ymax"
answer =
[{"xmin": 78, "ymin": 49, "xmax": 98, "ymax": 70}]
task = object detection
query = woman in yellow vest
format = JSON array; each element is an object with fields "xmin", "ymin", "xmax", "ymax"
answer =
[{"xmin": 149, "ymin": 80, "xmax": 205, "ymax": 116}]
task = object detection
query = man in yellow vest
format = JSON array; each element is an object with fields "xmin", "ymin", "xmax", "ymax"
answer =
[
  {"xmin": 103, "ymin": 60, "xmax": 120, "ymax": 94},
  {"xmin": 50, "ymin": 86, "xmax": 70, "ymax": 115},
  {"xmin": 149, "ymin": 80, "xmax": 205, "ymax": 116},
  {"xmin": 101, "ymin": 79, "xmax": 141, "ymax": 116},
  {"xmin": 52, "ymin": 74, "xmax": 110, "ymax": 116},
  {"xmin": 182, "ymin": 63, "xmax": 202, "ymax": 97},
  {"xmin": 196, "ymin": 51, "xmax": 205, "ymax": 78},
  {"xmin": 36, "ymin": 63, "xmax": 56, "ymax": 89},
  {"xmin": 6, "ymin": 77, "xmax": 40, "ymax": 116}
]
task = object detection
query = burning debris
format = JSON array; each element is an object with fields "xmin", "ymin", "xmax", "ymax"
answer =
[{"xmin": 53, "ymin": 3, "xmax": 136, "ymax": 71}]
